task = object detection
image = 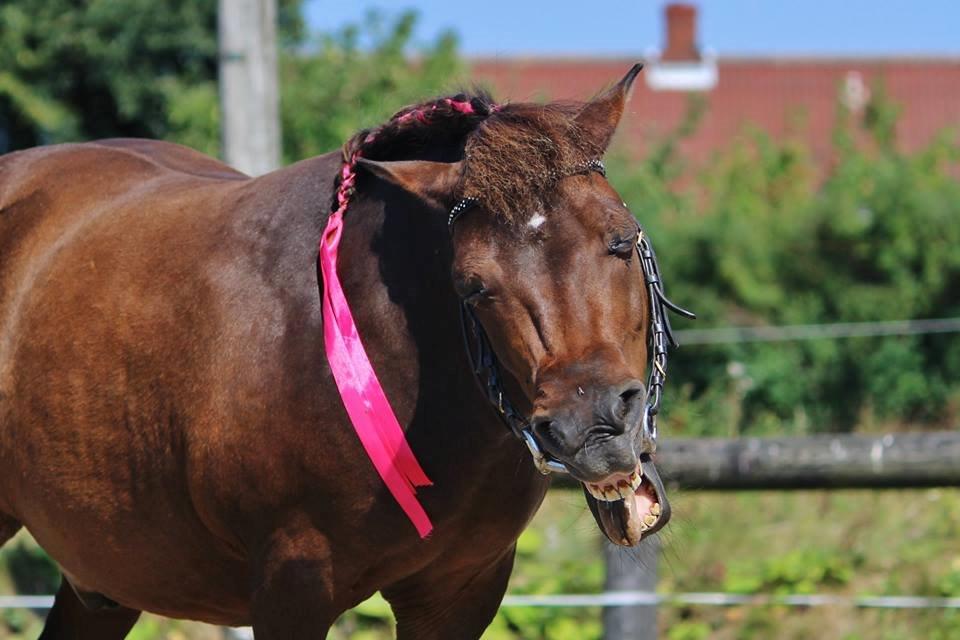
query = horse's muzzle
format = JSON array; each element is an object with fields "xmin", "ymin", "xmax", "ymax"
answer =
[
  {"xmin": 530, "ymin": 379, "xmax": 669, "ymax": 546},
  {"xmin": 530, "ymin": 378, "xmax": 648, "ymax": 481}
]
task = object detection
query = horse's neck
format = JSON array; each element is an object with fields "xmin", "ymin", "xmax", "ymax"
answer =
[
  {"xmin": 254, "ymin": 160, "xmax": 546, "ymax": 526},
  {"xmin": 339, "ymin": 190, "xmax": 527, "ymax": 469}
]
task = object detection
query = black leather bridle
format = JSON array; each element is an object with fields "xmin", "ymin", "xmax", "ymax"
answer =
[{"xmin": 447, "ymin": 161, "xmax": 695, "ymax": 475}]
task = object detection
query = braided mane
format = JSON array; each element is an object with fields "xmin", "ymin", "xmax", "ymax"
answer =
[{"xmin": 341, "ymin": 92, "xmax": 603, "ymax": 223}]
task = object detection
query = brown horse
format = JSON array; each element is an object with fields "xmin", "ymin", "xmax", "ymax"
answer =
[{"xmin": 0, "ymin": 65, "xmax": 684, "ymax": 638}]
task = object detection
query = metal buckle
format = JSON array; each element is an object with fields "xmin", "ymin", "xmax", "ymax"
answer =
[
  {"xmin": 521, "ymin": 429, "xmax": 570, "ymax": 475},
  {"xmin": 639, "ymin": 404, "xmax": 658, "ymax": 454}
]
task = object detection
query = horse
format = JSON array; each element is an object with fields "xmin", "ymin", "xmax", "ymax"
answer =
[{"xmin": 0, "ymin": 64, "xmax": 690, "ymax": 638}]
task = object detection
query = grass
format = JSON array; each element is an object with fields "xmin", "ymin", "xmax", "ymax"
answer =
[
  {"xmin": 494, "ymin": 487, "xmax": 960, "ymax": 640},
  {"xmin": 3, "ymin": 488, "xmax": 960, "ymax": 639}
]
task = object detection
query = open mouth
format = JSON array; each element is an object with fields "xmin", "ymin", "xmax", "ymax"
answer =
[{"xmin": 581, "ymin": 454, "xmax": 670, "ymax": 547}]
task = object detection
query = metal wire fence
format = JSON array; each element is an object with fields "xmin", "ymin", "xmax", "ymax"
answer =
[{"xmin": 674, "ymin": 316, "xmax": 960, "ymax": 345}]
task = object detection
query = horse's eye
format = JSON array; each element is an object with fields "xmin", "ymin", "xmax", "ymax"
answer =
[
  {"xmin": 455, "ymin": 277, "xmax": 490, "ymax": 304},
  {"xmin": 608, "ymin": 236, "xmax": 635, "ymax": 259},
  {"xmin": 463, "ymin": 286, "xmax": 490, "ymax": 305}
]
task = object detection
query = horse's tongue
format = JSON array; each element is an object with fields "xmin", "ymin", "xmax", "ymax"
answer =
[{"xmin": 597, "ymin": 486, "xmax": 657, "ymax": 547}]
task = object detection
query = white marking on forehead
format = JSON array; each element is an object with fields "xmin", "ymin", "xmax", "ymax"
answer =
[{"xmin": 528, "ymin": 213, "xmax": 547, "ymax": 229}]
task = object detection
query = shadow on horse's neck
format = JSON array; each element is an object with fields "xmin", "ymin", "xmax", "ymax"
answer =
[{"xmin": 341, "ymin": 181, "xmax": 523, "ymax": 467}]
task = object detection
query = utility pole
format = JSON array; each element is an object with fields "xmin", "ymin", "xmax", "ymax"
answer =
[{"xmin": 218, "ymin": 0, "xmax": 281, "ymax": 176}]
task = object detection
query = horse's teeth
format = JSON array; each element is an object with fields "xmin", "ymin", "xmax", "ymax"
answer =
[
  {"xmin": 587, "ymin": 476, "xmax": 646, "ymax": 502},
  {"xmin": 650, "ymin": 503, "xmax": 661, "ymax": 516},
  {"xmin": 640, "ymin": 521, "xmax": 650, "ymax": 532},
  {"xmin": 643, "ymin": 514, "xmax": 658, "ymax": 527}
]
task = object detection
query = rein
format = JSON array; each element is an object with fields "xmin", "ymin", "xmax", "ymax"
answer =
[{"xmin": 448, "ymin": 178, "xmax": 696, "ymax": 476}]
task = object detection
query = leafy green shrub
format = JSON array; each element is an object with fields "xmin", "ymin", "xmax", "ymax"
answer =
[
  {"xmin": 2, "ymin": 540, "xmax": 58, "ymax": 596},
  {"xmin": 667, "ymin": 620, "xmax": 712, "ymax": 640},
  {"xmin": 613, "ymin": 87, "xmax": 960, "ymax": 436},
  {"xmin": 723, "ymin": 548, "xmax": 859, "ymax": 595}
]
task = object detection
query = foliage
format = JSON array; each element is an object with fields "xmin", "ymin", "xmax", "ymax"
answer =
[
  {"xmin": 0, "ymin": 0, "xmax": 302, "ymax": 154},
  {"xmin": 1, "ymin": 0, "xmax": 213, "ymax": 149},
  {"xmin": 0, "ymin": 5, "xmax": 461, "ymax": 165},
  {"xmin": 2, "ymin": 540, "xmax": 58, "ymax": 596},
  {"xmin": 723, "ymin": 548, "xmax": 858, "ymax": 595},
  {"xmin": 667, "ymin": 621, "xmax": 712, "ymax": 640},
  {"xmin": 611, "ymin": 88, "xmax": 960, "ymax": 435},
  {"xmin": 280, "ymin": 10, "xmax": 464, "ymax": 163}
]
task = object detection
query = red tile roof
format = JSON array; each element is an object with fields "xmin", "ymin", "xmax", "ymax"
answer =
[{"xmin": 471, "ymin": 58, "xmax": 960, "ymax": 165}]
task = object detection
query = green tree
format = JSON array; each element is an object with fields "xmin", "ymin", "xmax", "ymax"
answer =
[
  {"xmin": 0, "ymin": 4, "xmax": 462, "ymax": 163},
  {"xmin": 279, "ymin": 10, "xmax": 464, "ymax": 163},
  {"xmin": 0, "ymin": 0, "xmax": 304, "ymax": 153}
]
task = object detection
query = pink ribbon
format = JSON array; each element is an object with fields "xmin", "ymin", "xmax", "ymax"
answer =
[
  {"xmin": 319, "ymin": 188, "xmax": 433, "ymax": 538},
  {"xmin": 316, "ymin": 98, "xmax": 492, "ymax": 538}
]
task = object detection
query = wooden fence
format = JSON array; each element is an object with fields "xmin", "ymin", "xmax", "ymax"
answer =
[
  {"xmin": 4, "ymin": 431, "xmax": 958, "ymax": 640},
  {"xmin": 552, "ymin": 430, "xmax": 960, "ymax": 640}
]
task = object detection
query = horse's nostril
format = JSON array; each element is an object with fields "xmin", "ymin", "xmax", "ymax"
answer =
[
  {"xmin": 613, "ymin": 381, "xmax": 646, "ymax": 425},
  {"xmin": 532, "ymin": 418, "xmax": 562, "ymax": 452},
  {"xmin": 532, "ymin": 417, "xmax": 552, "ymax": 437},
  {"xmin": 619, "ymin": 386, "xmax": 643, "ymax": 407}
]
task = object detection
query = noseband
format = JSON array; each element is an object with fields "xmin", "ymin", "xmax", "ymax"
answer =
[{"xmin": 448, "ymin": 162, "xmax": 695, "ymax": 475}]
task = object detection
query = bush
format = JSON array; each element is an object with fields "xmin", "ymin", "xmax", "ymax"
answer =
[{"xmin": 611, "ymin": 88, "xmax": 960, "ymax": 435}]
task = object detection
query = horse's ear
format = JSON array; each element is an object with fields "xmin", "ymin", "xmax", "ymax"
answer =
[
  {"xmin": 357, "ymin": 158, "xmax": 463, "ymax": 209},
  {"xmin": 575, "ymin": 63, "xmax": 643, "ymax": 154}
]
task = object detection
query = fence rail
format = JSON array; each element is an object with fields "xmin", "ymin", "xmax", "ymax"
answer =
[
  {"xmin": 550, "ymin": 430, "xmax": 960, "ymax": 639},
  {"xmin": 503, "ymin": 592, "xmax": 960, "ymax": 609},
  {"xmin": 555, "ymin": 430, "xmax": 960, "ymax": 491},
  {"xmin": 5, "ymin": 592, "xmax": 960, "ymax": 611}
]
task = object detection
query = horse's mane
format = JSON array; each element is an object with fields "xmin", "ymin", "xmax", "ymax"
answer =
[{"xmin": 343, "ymin": 92, "xmax": 602, "ymax": 223}]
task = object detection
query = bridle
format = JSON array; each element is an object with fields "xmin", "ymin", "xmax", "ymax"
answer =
[
  {"xmin": 447, "ymin": 160, "xmax": 695, "ymax": 475},
  {"xmin": 322, "ymin": 97, "xmax": 691, "ymax": 536}
]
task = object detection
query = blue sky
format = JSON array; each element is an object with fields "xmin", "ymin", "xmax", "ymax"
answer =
[{"xmin": 304, "ymin": 0, "xmax": 959, "ymax": 57}]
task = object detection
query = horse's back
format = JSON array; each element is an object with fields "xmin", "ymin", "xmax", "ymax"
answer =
[
  {"xmin": 0, "ymin": 139, "xmax": 246, "ymax": 264},
  {"xmin": 89, "ymin": 138, "xmax": 249, "ymax": 181}
]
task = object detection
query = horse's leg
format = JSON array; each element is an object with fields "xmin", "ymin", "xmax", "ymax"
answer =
[
  {"xmin": 249, "ymin": 526, "xmax": 338, "ymax": 638},
  {"xmin": 0, "ymin": 513, "xmax": 21, "ymax": 547},
  {"xmin": 38, "ymin": 577, "xmax": 141, "ymax": 640},
  {"xmin": 385, "ymin": 545, "xmax": 517, "ymax": 640}
]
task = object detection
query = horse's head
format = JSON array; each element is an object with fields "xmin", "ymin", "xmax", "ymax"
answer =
[{"xmin": 358, "ymin": 65, "xmax": 683, "ymax": 547}]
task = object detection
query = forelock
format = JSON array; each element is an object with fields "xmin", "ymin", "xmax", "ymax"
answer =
[{"xmin": 461, "ymin": 102, "xmax": 603, "ymax": 225}]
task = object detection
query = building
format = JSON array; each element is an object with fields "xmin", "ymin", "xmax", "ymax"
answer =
[{"xmin": 472, "ymin": 3, "xmax": 960, "ymax": 167}]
